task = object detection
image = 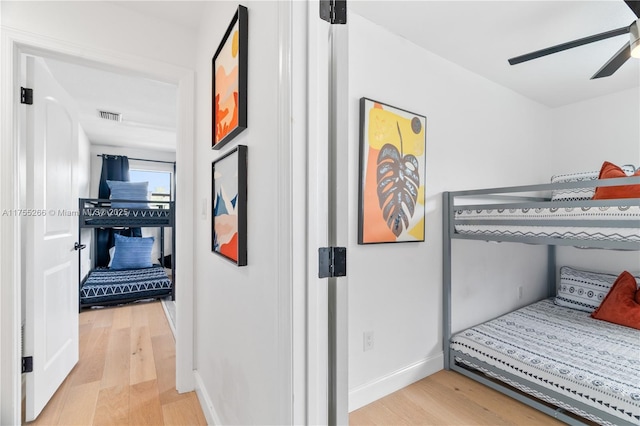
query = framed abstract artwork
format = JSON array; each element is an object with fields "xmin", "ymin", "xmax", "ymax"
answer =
[
  {"xmin": 358, "ymin": 98, "xmax": 426, "ymax": 244},
  {"xmin": 212, "ymin": 5, "xmax": 248, "ymax": 150},
  {"xmin": 212, "ymin": 145, "xmax": 247, "ymax": 266}
]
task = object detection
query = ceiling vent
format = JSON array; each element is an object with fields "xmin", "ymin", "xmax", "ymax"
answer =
[{"xmin": 98, "ymin": 110, "xmax": 122, "ymax": 122}]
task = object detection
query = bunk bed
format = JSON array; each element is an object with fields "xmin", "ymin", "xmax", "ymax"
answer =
[
  {"xmin": 442, "ymin": 170, "xmax": 640, "ymax": 426},
  {"xmin": 78, "ymin": 197, "xmax": 175, "ymax": 309}
]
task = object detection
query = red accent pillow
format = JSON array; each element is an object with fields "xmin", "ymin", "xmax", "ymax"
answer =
[
  {"xmin": 592, "ymin": 161, "xmax": 640, "ymax": 199},
  {"xmin": 591, "ymin": 271, "xmax": 640, "ymax": 330}
]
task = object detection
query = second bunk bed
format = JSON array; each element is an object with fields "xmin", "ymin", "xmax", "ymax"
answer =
[
  {"xmin": 78, "ymin": 196, "xmax": 175, "ymax": 309},
  {"xmin": 443, "ymin": 162, "xmax": 640, "ymax": 426}
]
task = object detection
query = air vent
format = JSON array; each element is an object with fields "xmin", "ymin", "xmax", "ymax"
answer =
[{"xmin": 98, "ymin": 110, "xmax": 122, "ymax": 122}]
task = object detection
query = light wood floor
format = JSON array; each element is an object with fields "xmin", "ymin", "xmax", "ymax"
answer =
[
  {"xmin": 350, "ymin": 369, "xmax": 565, "ymax": 425},
  {"xmin": 26, "ymin": 300, "xmax": 207, "ymax": 425}
]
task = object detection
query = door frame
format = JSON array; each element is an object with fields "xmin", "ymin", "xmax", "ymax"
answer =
[{"xmin": 0, "ymin": 29, "xmax": 196, "ymax": 425}]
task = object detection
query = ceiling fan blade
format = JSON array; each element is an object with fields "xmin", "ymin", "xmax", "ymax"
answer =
[
  {"xmin": 591, "ymin": 42, "xmax": 631, "ymax": 79},
  {"xmin": 625, "ymin": 0, "xmax": 640, "ymax": 18},
  {"xmin": 508, "ymin": 26, "xmax": 629, "ymax": 65}
]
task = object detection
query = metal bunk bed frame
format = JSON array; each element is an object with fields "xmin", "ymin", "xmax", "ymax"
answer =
[
  {"xmin": 442, "ymin": 175, "xmax": 640, "ymax": 426},
  {"xmin": 78, "ymin": 198, "xmax": 176, "ymax": 306}
]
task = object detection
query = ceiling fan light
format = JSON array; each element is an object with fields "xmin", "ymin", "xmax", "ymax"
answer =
[{"xmin": 631, "ymin": 20, "xmax": 640, "ymax": 59}]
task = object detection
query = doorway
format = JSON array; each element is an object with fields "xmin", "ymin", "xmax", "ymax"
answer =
[{"xmin": 0, "ymin": 31, "xmax": 196, "ymax": 425}]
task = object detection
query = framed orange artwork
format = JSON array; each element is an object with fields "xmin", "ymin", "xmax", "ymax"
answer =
[
  {"xmin": 212, "ymin": 145, "xmax": 248, "ymax": 266},
  {"xmin": 212, "ymin": 5, "xmax": 248, "ymax": 150},
  {"xmin": 358, "ymin": 98, "xmax": 426, "ymax": 244}
]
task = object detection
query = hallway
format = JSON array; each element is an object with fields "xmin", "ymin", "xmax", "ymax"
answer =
[{"xmin": 26, "ymin": 301, "xmax": 206, "ymax": 425}]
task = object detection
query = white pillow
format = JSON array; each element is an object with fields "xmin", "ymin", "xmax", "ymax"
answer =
[
  {"xmin": 555, "ymin": 266, "xmax": 640, "ymax": 312},
  {"xmin": 550, "ymin": 171, "xmax": 598, "ymax": 201}
]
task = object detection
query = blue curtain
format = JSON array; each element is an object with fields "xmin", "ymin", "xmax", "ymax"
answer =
[
  {"xmin": 96, "ymin": 155, "xmax": 141, "ymax": 267},
  {"xmin": 98, "ymin": 155, "xmax": 130, "ymax": 199}
]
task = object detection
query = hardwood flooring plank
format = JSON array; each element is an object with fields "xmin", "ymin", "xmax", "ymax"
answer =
[
  {"xmin": 161, "ymin": 392, "xmax": 208, "ymax": 426},
  {"xmin": 56, "ymin": 380, "xmax": 100, "ymax": 425},
  {"xmin": 72, "ymin": 326, "xmax": 109, "ymax": 386},
  {"xmin": 93, "ymin": 385, "xmax": 129, "ymax": 425},
  {"xmin": 408, "ymin": 376, "xmax": 510, "ymax": 425},
  {"xmin": 26, "ymin": 300, "xmax": 206, "ymax": 426},
  {"xmin": 91, "ymin": 307, "xmax": 115, "ymax": 329},
  {"xmin": 129, "ymin": 379, "xmax": 164, "ymax": 425},
  {"xmin": 111, "ymin": 304, "xmax": 132, "ymax": 330},
  {"xmin": 350, "ymin": 370, "xmax": 565, "ymax": 426},
  {"xmin": 152, "ymin": 333, "xmax": 188, "ymax": 406},
  {"xmin": 147, "ymin": 301, "xmax": 170, "ymax": 337},
  {"xmin": 131, "ymin": 302, "xmax": 150, "ymax": 328},
  {"xmin": 130, "ymin": 325, "xmax": 157, "ymax": 385},
  {"xmin": 101, "ymin": 327, "xmax": 131, "ymax": 389},
  {"xmin": 152, "ymin": 332, "xmax": 175, "ymax": 363},
  {"xmin": 429, "ymin": 370, "xmax": 562, "ymax": 425}
]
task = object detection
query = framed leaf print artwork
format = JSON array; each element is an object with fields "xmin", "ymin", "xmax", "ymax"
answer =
[
  {"xmin": 212, "ymin": 145, "xmax": 247, "ymax": 266},
  {"xmin": 358, "ymin": 98, "xmax": 426, "ymax": 244},
  {"xmin": 212, "ymin": 5, "xmax": 248, "ymax": 150}
]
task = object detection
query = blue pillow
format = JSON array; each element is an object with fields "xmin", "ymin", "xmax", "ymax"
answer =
[
  {"xmin": 106, "ymin": 180, "xmax": 149, "ymax": 208},
  {"xmin": 110, "ymin": 234, "xmax": 154, "ymax": 270}
]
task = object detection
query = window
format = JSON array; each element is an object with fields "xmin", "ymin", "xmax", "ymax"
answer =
[{"xmin": 129, "ymin": 169, "xmax": 172, "ymax": 208}]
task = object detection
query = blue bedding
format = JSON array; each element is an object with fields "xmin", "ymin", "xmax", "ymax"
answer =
[{"xmin": 80, "ymin": 265, "xmax": 172, "ymax": 306}]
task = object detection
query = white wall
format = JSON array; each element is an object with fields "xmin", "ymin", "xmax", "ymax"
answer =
[
  {"xmin": 550, "ymin": 88, "xmax": 640, "ymax": 173},
  {"xmin": 550, "ymin": 88, "xmax": 640, "ymax": 275},
  {"xmin": 347, "ymin": 13, "xmax": 554, "ymax": 410},
  {"xmin": 78, "ymin": 126, "xmax": 91, "ymax": 279},
  {"xmin": 192, "ymin": 2, "xmax": 292, "ymax": 424},
  {"xmin": 1, "ymin": 1, "xmax": 196, "ymax": 70}
]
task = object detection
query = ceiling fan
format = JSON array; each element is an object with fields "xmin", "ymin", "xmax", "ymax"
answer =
[{"xmin": 508, "ymin": 0, "xmax": 640, "ymax": 79}]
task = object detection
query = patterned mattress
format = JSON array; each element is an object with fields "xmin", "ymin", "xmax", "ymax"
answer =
[
  {"xmin": 451, "ymin": 299, "xmax": 640, "ymax": 425},
  {"xmin": 80, "ymin": 265, "xmax": 172, "ymax": 306},
  {"xmin": 454, "ymin": 205, "xmax": 640, "ymax": 243}
]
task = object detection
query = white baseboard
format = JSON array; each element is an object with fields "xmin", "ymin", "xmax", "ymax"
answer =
[
  {"xmin": 348, "ymin": 352, "xmax": 444, "ymax": 412},
  {"xmin": 194, "ymin": 371, "xmax": 222, "ymax": 425}
]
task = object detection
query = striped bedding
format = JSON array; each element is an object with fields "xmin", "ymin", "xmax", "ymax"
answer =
[
  {"xmin": 80, "ymin": 265, "xmax": 172, "ymax": 306},
  {"xmin": 451, "ymin": 299, "xmax": 640, "ymax": 425},
  {"xmin": 454, "ymin": 205, "xmax": 640, "ymax": 243}
]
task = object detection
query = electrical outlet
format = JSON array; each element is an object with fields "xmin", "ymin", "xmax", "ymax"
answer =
[
  {"xmin": 363, "ymin": 331, "xmax": 374, "ymax": 352},
  {"xmin": 518, "ymin": 286, "xmax": 523, "ymax": 300}
]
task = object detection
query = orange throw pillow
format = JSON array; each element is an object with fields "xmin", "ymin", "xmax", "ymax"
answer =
[
  {"xmin": 591, "ymin": 271, "xmax": 640, "ymax": 330},
  {"xmin": 592, "ymin": 161, "xmax": 640, "ymax": 199}
]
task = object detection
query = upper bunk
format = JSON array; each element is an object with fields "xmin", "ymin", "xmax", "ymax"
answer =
[
  {"xmin": 443, "ymin": 174, "xmax": 640, "ymax": 251},
  {"xmin": 79, "ymin": 198, "xmax": 174, "ymax": 228}
]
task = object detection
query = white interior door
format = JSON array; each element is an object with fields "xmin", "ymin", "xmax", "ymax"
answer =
[{"xmin": 23, "ymin": 56, "xmax": 80, "ymax": 422}]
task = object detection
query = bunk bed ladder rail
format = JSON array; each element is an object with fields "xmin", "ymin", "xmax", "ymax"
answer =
[{"xmin": 442, "ymin": 191, "xmax": 454, "ymax": 370}]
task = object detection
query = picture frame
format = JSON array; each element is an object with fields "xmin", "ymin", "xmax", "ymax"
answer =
[
  {"xmin": 358, "ymin": 98, "xmax": 427, "ymax": 244},
  {"xmin": 212, "ymin": 5, "xmax": 248, "ymax": 150},
  {"xmin": 212, "ymin": 145, "xmax": 248, "ymax": 266}
]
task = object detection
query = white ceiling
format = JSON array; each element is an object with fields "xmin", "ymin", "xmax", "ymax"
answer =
[
  {"xmin": 350, "ymin": 0, "xmax": 640, "ymax": 107},
  {"xmin": 45, "ymin": 58, "xmax": 178, "ymax": 152},
  {"xmin": 44, "ymin": 1, "xmax": 640, "ymax": 152}
]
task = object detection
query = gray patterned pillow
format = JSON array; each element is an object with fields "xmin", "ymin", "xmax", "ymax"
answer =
[
  {"xmin": 550, "ymin": 165, "xmax": 636, "ymax": 201},
  {"xmin": 555, "ymin": 266, "xmax": 640, "ymax": 312},
  {"xmin": 550, "ymin": 171, "xmax": 598, "ymax": 201}
]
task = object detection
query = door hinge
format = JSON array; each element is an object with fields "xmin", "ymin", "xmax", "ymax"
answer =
[
  {"xmin": 318, "ymin": 247, "xmax": 347, "ymax": 278},
  {"xmin": 22, "ymin": 356, "xmax": 33, "ymax": 373},
  {"xmin": 21, "ymin": 87, "xmax": 33, "ymax": 105},
  {"xmin": 320, "ymin": 0, "xmax": 347, "ymax": 25}
]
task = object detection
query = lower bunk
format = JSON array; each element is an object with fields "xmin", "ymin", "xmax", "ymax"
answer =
[
  {"xmin": 80, "ymin": 265, "xmax": 173, "ymax": 309},
  {"xmin": 450, "ymin": 299, "xmax": 640, "ymax": 426}
]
